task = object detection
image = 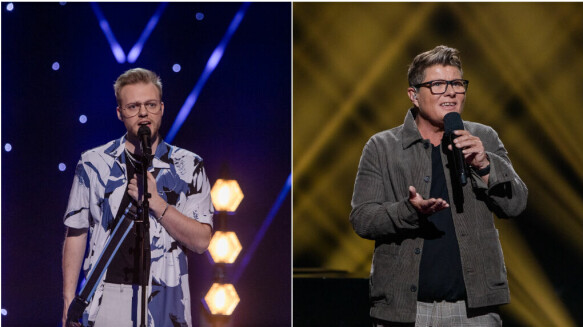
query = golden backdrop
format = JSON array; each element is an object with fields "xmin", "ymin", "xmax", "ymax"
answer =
[{"xmin": 293, "ymin": 3, "xmax": 583, "ymax": 326}]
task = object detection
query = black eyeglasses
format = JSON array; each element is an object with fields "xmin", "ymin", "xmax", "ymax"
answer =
[
  {"xmin": 414, "ymin": 79, "xmax": 469, "ymax": 95},
  {"xmin": 122, "ymin": 100, "xmax": 162, "ymax": 117}
]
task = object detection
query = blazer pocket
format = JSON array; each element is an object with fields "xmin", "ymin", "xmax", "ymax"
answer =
[
  {"xmin": 369, "ymin": 249, "xmax": 396, "ymax": 304},
  {"xmin": 480, "ymin": 229, "xmax": 508, "ymax": 289}
]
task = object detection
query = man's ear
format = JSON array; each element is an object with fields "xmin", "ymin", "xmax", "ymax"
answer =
[
  {"xmin": 116, "ymin": 107, "xmax": 123, "ymax": 121},
  {"xmin": 407, "ymin": 87, "xmax": 419, "ymax": 106}
]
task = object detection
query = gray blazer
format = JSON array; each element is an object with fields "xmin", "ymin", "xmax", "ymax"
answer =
[{"xmin": 350, "ymin": 108, "xmax": 528, "ymax": 323}]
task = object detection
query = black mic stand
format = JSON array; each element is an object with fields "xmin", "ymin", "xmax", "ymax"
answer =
[{"xmin": 138, "ymin": 150, "xmax": 152, "ymax": 327}]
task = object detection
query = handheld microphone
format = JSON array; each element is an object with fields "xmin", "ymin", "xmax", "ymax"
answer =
[
  {"xmin": 138, "ymin": 125, "xmax": 152, "ymax": 156},
  {"xmin": 443, "ymin": 112, "xmax": 468, "ymax": 186}
]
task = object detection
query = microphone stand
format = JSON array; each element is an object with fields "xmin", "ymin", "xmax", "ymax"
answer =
[{"xmin": 138, "ymin": 151, "xmax": 152, "ymax": 327}]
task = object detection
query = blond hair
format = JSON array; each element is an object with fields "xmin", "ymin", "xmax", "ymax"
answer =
[{"xmin": 113, "ymin": 68, "xmax": 162, "ymax": 106}]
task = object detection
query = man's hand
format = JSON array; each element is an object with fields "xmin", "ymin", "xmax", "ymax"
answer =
[
  {"xmin": 408, "ymin": 185, "xmax": 449, "ymax": 215},
  {"xmin": 128, "ymin": 171, "xmax": 160, "ymax": 205},
  {"xmin": 62, "ymin": 300, "xmax": 82, "ymax": 327},
  {"xmin": 128, "ymin": 171, "xmax": 170, "ymax": 220},
  {"xmin": 449, "ymin": 130, "xmax": 489, "ymax": 170},
  {"xmin": 62, "ymin": 227, "xmax": 87, "ymax": 327}
]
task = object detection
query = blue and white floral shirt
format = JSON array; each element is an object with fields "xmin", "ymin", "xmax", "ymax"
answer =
[{"xmin": 64, "ymin": 134, "xmax": 214, "ymax": 326}]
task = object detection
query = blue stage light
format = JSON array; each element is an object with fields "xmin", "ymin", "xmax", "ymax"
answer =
[
  {"xmin": 172, "ymin": 64, "xmax": 181, "ymax": 73},
  {"xmin": 4, "ymin": 143, "xmax": 12, "ymax": 152},
  {"xmin": 232, "ymin": 173, "xmax": 291, "ymax": 283},
  {"xmin": 59, "ymin": 2, "xmax": 66, "ymax": 5},
  {"xmin": 92, "ymin": 3, "xmax": 167, "ymax": 64},
  {"xmin": 6, "ymin": 3, "xmax": 14, "ymax": 11},
  {"xmin": 79, "ymin": 115, "xmax": 88, "ymax": 124},
  {"xmin": 91, "ymin": 3, "xmax": 126, "ymax": 63},
  {"xmin": 166, "ymin": 2, "xmax": 250, "ymax": 143},
  {"xmin": 196, "ymin": 12, "xmax": 204, "ymax": 21},
  {"xmin": 1, "ymin": 308, "xmax": 6, "ymax": 316},
  {"xmin": 52, "ymin": 62, "xmax": 60, "ymax": 71},
  {"xmin": 127, "ymin": 2, "xmax": 168, "ymax": 63},
  {"xmin": 59, "ymin": 163, "xmax": 67, "ymax": 171}
]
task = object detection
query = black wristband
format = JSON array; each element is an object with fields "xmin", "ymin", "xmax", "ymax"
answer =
[
  {"xmin": 157, "ymin": 202, "xmax": 169, "ymax": 222},
  {"xmin": 475, "ymin": 164, "xmax": 490, "ymax": 177}
]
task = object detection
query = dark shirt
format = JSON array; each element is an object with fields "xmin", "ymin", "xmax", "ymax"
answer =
[
  {"xmin": 104, "ymin": 150, "xmax": 147, "ymax": 285},
  {"xmin": 417, "ymin": 144, "xmax": 466, "ymax": 302}
]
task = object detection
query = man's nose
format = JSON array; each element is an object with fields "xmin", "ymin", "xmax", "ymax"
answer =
[{"xmin": 138, "ymin": 104, "xmax": 149, "ymax": 116}]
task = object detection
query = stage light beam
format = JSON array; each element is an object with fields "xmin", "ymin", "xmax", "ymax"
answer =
[
  {"xmin": 165, "ymin": 2, "xmax": 250, "ymax": 143},
  {"xmin": 232, "ymin": 173, "xmax": 291, "ymax": 283},
  {"xmin": 127, "ymin": 2, "xmax": 168, "ymax": 64},
  {"xmin": 91, "ymin": 3, "xmax": 126, "ymax": 64}
]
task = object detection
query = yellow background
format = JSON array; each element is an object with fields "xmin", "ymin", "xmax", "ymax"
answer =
[{"xmin": 293, "ymin": 3, "xmax": 583, "ymax": 326}]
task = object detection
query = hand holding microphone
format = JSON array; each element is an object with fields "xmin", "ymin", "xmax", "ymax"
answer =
[{"xmin": 443, "ymin": 112, "xmax": 490, "ymax": 183}]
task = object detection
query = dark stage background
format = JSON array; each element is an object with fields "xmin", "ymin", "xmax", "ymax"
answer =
[{"xmin": 1, "ymin": 2, "xmax": 290, "ymax": 326}]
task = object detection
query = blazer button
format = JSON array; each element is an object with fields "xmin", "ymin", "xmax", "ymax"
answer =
[
  {"xmin": 414, "ymin": 248, "xmax": 421, "ymax": 254},
  {"xmin": 424, "ymin": 176, "xmax": 430, "ymax": 183},
  {"xmin": 410, "ymin": 285, "xmax": 417, "ymax": 292}
]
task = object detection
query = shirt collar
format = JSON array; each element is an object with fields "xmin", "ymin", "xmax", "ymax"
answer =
[
  {"xmin": 401, "ymin": 107, "xmax": 425, "ymax": 149},
  {"xmin": 105, "ymin": 134, "xmax": 171, "ymax": 169}
]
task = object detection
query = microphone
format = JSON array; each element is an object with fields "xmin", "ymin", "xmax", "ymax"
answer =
[
  {"xmin": 443, "ymin": 112, "xmax": 468, "ymax": 186},
  {"xmin": 138, "ymin": 125, "xmax": 152, "ymax": 156}
]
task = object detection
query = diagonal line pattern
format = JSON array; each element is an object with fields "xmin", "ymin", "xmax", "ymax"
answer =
[
  {"xmin": 293, "ymin": 3, "xmax": 437, "ymax": 182},
  {"xmin": 156, "ymin": 2, "xmax": 291, "ymax": 285},
  {"xmin": 127, "ymin": 2, "xmax": 168, "ymax": 63},
  {"xmin": 91, "ymin": 2, "xmax": 168, "ymax": 64},
  {"xmin": 166, "ymin": 2, "xmax": 251, "ymax": 143},
  {"xmin": 232, "ymin": 174, "xmax": 292, "ymax": 284},
  {"xmin": 91, "ymin": 2, "xmax": 126, "ymax": 63},
  {"xmin": 293, "ymin": 3, "xmax": 582, "ymax": 326}
]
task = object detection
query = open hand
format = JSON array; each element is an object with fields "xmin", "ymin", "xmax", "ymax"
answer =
[{"xmin": 408, "ymin": 185, "xmax": 449, "ymax": 215}]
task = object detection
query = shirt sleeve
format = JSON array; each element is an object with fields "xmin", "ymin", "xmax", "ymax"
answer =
[
  {"xmin": 470, "ymin": 125, "xmax": 528, "ymax": 218},
  {"xmin": 63, "ymin": 159, "xmax": 91, "ymax": 229},
  {"xmin": 183, "ymin": 160, "xmax": 215, "ymax": 228},
  {"xmin": 350, "ymin": 137, "xmax": 420, "ymax": 240}
]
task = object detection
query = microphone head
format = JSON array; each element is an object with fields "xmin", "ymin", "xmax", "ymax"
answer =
[
  {"xmin": 138, "ymin": 125, "xmax": 152, "ymax": 156},
  {"xmin": 443, "ymin": 112, "xmax": 464, "ymax": 134},
  {"xmin": 138, "ymin": 125, "xmax": 151, "ymax": 137}
]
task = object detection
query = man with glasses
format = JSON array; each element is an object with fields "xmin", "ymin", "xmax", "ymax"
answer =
[
  {"xmin": 350, "ymin": 46, "xmax": 527, "ymax": 326},
  {"xmin": 62, "ymin": 68, "xmax": 214, "ymax": 326}
]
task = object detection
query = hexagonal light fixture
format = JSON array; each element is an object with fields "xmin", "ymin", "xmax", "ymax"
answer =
[
  {"xmin": 204, "ymin": 283, "xmax": 240, "ymax": 316},
  {"xmin": 210, "ymin": 179, "xmax": 244, "ymax": 212},
  {"xmin": 208, "ymin": 231, "xmax": 242, "ymax": 264}
]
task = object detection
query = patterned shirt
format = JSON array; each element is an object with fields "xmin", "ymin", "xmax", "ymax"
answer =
[{"xmin": 64, "ymin": 134, "xmax": 214, "ymax": 326}]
